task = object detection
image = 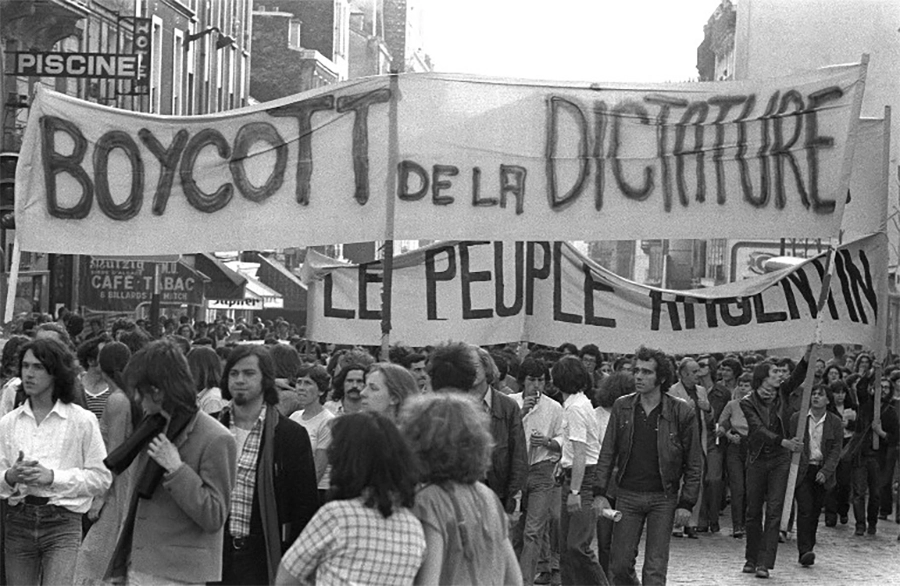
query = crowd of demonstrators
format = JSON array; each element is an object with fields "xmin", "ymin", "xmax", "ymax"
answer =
[{"xmin": 0, "ymin": 308, "xmax": 899, "ymax": 585}]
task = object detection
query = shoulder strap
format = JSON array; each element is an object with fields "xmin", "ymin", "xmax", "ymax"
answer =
[{"xmin": 439, "ymin": 483, "xmax": 480, "ymax": 586}]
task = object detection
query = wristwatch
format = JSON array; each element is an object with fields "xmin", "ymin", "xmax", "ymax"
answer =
[{"xmin": 570, "ymin": 489, "xmax": 580, "ymax": 496}]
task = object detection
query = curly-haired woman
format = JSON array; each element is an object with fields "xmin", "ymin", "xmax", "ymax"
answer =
[{"xmin": 401, "ymin": 392, "xmax": 522, "ymax": 585}]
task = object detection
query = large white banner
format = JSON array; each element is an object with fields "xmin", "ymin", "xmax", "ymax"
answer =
[
  {"xmin": 15, "ymin": 65, "xmax": 866, "ymax": 255},
  {"xmin": 302, "ymin": 234, "xmax": 887, "ymax": 354}
]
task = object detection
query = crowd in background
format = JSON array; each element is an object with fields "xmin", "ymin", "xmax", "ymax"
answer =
[{"xmin": 0, "ymin": 308, "xmax": 896, "ymax": 585}]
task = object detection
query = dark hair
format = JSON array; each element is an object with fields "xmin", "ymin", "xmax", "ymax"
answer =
[
  {"xmin": 550, "ymin": 355, "xmax": 591, "ymax": 395},
  {"xmin": 399, "ymin": 352, "xmax": 426, "ymax": 370},
  {"xmin": 331, "ymin": 362, "xmax": 368, "ymax": 402},
  {"xmin": 827, "ymin": 379, "xmax": 857, "ymax": 409},
  {"xmin": 822, "ymin": 364, "xmax": 844, "ymax": 384},
  {"xmin": 557, "ymin": 342, "xmax": 579, "ymax": 355},
  {"xmin": 327, "ymin": 412, "xmax": 417, "ymax": 518},
  {"xmin": 166, "ymin": 334, "xmax": 191, "ymax": 356},
  {"xmin": 718, "ymin": 357, "xmax": 743, "ymax": 380},
  {"xmin": 187, "ymin": 346, "xmax": 222, "ymax": 393},
  {"xmin": 270, "ymin": 344, "xmax": 302, "ymax": 379},
  {"xmin": 99, "ymin": 342, "xmax": 142, "ymax": 425},
  {"xmin": 120, "ymin": 328, "xmax": 151, "ymax": 355},
  {"xmin": 99, "ymin": 342, "xmax": 131, "ymax": 391},
  {"xmin": 491, "ymin": 352, "xmax": 509, "ymax": 381},
  {"xmin": 751, "ymin": 361, "xmax": 776, "ymax": 391},
  {"xmin": 517, "ymin": 358, "xmax": 549, "ymax": 386},
  {"xmin": 426, "ymin": 341, "xmax": 478, "ymax": 392},
  {"xmin": 124, "ymin": 340, "xmax": 198, "ymax": 416},
  {"xmin": 297, "ymin": 363, "xmax": 330, "ymax": 402},
  {"xmin": 220, "ymin": 345, "xmax": 279, "ymax": 405},
  {"xmin": 1, "ymin": 335, "xmax": 30, "ymax": 378},
  {"xmin": 215, "ymin": 346, "xmax": 232, "ymax": 362},
  {"xmin": 596, "ymin": 371, "xmax": 635, "ymax": 408},
  {"xmin": 579, "ymin": 344, "xmax": 602, "ymax": 361},
  {"xmin": 35, "ymin": 322, "xmax": 73, "ymax": 350},
  {"xmin": 76, "ymin": 335, "xmax": 108, "ymax": 371},
  {"xmin": 613, "ymin": 355, "xmax": 633, "ymax": 372},
  {"xmin": 66, "ymin": 314, "xmax": 85, "ymax": 339},
  {"xmin": 18, "ymin": 338, "xmax": 79, "ymax": 404},
  {"xmin": 634, "ymin": 346, "xmax": 674, "ymax": 394}
]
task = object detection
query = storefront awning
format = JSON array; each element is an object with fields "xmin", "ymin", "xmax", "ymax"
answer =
[
  {"xmin": 256, "ymin": 255, "xmax": 307, "ymax": 311},
  {"xmin": 194, "ymin": 253, "xmax": 246, "ymax": 300}
]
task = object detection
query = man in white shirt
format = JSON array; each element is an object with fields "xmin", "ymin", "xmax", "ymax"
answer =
[
  {"xmin": 509, "ymin": 359, "xmax": 563, "ymax": 586},
  {"xmin": 0, "ymin": 337, "xmax": 111, "ymax": 585},
  {"xmin": 552, "ymin": 356, "xmax": 607, "ymax": 585}
]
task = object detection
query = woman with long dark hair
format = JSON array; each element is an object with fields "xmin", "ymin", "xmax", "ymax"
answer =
[
  {"xmin": 276, "ymin": 412, "xmax": 425, "ymax": 585},
  {"xmin": 187, "ymin": 346, "xmax": 226, "ymax": 414},
  {"xmin": 75, "ymin": 342, "xmax": 137, "ymax": 585}
]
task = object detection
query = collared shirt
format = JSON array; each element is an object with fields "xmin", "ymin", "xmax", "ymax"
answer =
[
  {"xmin": 281, "ymin": 497, "xmax": 425, "ymax": 586},
  {"xmin": 808, "ymin": 410, "xmax": 826, "ymax": 464},
  {"xmin": 0, "ymin": 400, "xmax": 111, "ymax": 513},
  {"xmin": 560, "ymin": 392, "xmax": 601, "ymax": 468},
  {"xmin": 482, "ymin": 386, "xmax": 493, "ymax": 414},
  {"xmin": 227, "ymin": 403, "xmax": 267, "ymax": 538},
  {"xmin": 510, "ymin": 392, "xmax": 564, "ymax": 466}
]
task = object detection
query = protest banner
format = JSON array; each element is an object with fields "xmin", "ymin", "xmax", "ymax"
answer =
[
  {"xmin": 14, "ymin": 64, "xmax": 866, "ymax": 255},
  {"xmin": 301, "ymin": 233, "xmax": 887, "ymax": 353}
]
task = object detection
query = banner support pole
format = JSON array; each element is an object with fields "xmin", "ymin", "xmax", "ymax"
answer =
[
  {"xmin": 781, "ymin": 241, "xmax": 838, "ymax": 532},
  {"xmin": 3, "ymin": 236, "xmax": 20, "ymax": 324},
  {"xmin": 380, "ymin": 68, "xmax": 401, "ymax": 361}
]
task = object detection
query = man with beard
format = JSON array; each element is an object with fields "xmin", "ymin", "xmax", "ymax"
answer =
[
  {"xmin": 216, "ymin": 345, "xmax": 319, "ymax": 585},
  {"xmin": 327, "ymin": 363, "xmax": 367, "ymax": 415}
]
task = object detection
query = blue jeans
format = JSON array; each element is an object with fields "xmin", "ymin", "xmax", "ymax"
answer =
[
  {"xmin": 516, "ymin": 460, "xmax": 557, "ymax": 585},
  {"xmin": 5, "ymin": 503, "xmax": 82, "ymax": 585},
  {"xmin": 745, "ymin": 452, "xmax": 790, "ymax": 570},
  {"xmin": 610, "ymin": 488, "xmax": 678, "ymax": 586},
  {"xmin": 703, "ymin": 443, "xmax": 725, "ymax": 528},
  {"xmin": 559, "ymin": 474, "xmax": 607, "ymax": 585}
]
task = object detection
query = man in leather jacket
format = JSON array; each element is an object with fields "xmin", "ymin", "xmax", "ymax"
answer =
[
  {"xmin": 739, "ymin": 348, "xmax": 809, "ymax": 579},
  {"xmin": 593, "ymin": 346, "xmax": 702, "ymax": 586}
]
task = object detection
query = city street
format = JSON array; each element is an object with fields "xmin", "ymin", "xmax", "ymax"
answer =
[{"xmin": 659, "ymin": 516, "xmax": 900, "ymax": 584}]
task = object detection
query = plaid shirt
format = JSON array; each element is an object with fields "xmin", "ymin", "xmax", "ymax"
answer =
[
  {"xmin": 227, "ymin": 404, "xmax": 266, "ymax": 538},
  {"xmin": 280, "ymin": 497, "xmax": 425, "ymax": 586}
]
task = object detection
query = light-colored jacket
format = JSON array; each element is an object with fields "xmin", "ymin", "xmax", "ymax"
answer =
[
  {"xmin": 126, "ymin": 411, "xmax": 237, "ymax": 583},
  {"xmin": 668, "ymin": 382, "xmax": 710, "ymax": 455}
]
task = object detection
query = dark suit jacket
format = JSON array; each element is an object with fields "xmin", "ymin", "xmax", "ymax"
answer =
[
  {"xmin": 216, "ymin": 409, "xmax": 319, "ymax": 552},
  {"xmin": 789, "ymin": 410, "xmax": 843, "ymax": 490},
  {"xmin": 485, "ymin": 388, "xmax": 528, "ymax": 509}
]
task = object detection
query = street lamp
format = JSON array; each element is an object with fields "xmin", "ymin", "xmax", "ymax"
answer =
[{"xmin": 186, "ymin": 27, "xmax": 235, "ymax": 50}]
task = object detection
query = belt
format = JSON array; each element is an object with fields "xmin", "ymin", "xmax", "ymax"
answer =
[
  {"xmin": 227, "ymin": 533, "xmax": 264, "ymax": 552},
  {"xmin": 23, "ymin": 495, "xmax": 50, "ymax": 506},
  {"xmin": 561, "ymin": 465, "xmax": 597, "ymax": 479}
]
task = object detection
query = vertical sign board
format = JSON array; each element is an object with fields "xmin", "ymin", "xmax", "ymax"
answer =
[{"xmin": 123, "ymin": 17, "xmax": 151, "ymax": 96}]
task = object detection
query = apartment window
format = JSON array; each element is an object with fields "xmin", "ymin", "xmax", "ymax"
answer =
[
  {"xmin": 289, "ymin": 20, "xmax": 302, "ymax": 49},
  {"xmin": 172, "ymin": 30, "xmax": 184, "ymax": 115}
]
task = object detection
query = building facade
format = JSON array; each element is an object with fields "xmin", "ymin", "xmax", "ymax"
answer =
[{"xmin": 0, "ymin": 0, "xmax": 252, "ymax": 318}]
